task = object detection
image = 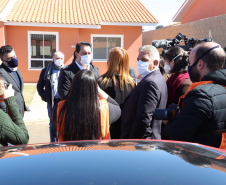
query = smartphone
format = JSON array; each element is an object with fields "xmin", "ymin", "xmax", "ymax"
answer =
[{"xmin": 4, "ymin": 81, "xmax": 9, "ymax": 89}]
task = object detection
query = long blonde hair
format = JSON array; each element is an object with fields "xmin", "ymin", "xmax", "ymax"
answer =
[{"xmin": 99, "ymin": 47, "xmax": 135, "ymax": 91}]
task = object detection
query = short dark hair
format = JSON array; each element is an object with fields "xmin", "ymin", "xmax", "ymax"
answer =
[
  {"xmin": 74, "ymin": 41, "xmax": 92, "ymax": 60},
  {"xmin": 195, "ymin": 45, "xmax": 225, "ymax": 71},
  {"xmin": 0, "ymin": 45, "xmax": 14, "ymax": 58},
  {"xmin": 164, "ymin": 47, "xmax": 189, "ymax": 73}
]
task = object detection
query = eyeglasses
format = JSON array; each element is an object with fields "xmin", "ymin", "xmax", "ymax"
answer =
[{"xmin": 189, "ymin": 45, "xmax": 220, "ymax": 67}]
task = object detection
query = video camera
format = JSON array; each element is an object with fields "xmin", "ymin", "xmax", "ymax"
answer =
[
  {"xmin": 152, "ymin": 33, "xmax": 212, "ymax": 53},
  {"xmin": 153, "ymin": 104, "xmax": 179, "ymax": 121}
]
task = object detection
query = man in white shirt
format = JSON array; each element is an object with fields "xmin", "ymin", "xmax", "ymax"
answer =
[{"xmin": 58, "ymin": 41, "xmax": 100, "ymax": 99}]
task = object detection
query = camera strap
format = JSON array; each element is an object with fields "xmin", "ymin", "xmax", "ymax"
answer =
[{"xmin": 178, "ymin": 81, "xmax": 214, "ymax": 108}]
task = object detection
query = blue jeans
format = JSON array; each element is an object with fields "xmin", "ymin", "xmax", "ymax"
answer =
[{"xmin": 47, "ymin": 103, "xmax": 57, "ymax": 142}]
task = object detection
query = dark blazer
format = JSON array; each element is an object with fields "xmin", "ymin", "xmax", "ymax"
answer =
[
  {"xmin": 98, "ymin": 74, "xmax": 135, "ymax": 107},
  {"xmin": 58, "ymin": 60, "xmax": 100, "ymax": 99},
  {"xmin": 0, "ymin": 64, "xmax": 28, "ymax": 117},
  {"xmin": 98, "ymin": 72, "xmax": 136, "ymax": 139},
  {"xmin": 37, "ymin": 67, "xmax": 52, "ymax": 106},
  {"xmin": 121, "ymin": 69, "xmax": 168, "ymax": 139},
  {"xmin": 163, "ymin": 69, "xmax": 226, "ymax": 148}
]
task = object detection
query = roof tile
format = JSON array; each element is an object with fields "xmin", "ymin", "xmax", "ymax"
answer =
[
  {"xmin": 0, "ymin": 0, "xmax": 10, "ymax": 14},
  {"xmin": 5, "ymin": 0, "xmax": 158, "ymax": 25}
]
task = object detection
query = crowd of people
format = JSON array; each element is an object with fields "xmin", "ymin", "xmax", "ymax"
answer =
[{"xmin": 0, "ymin": 40, "xmax": 226, "ymax": 150}]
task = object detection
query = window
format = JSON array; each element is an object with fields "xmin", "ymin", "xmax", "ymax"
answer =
[
  {"xmin": 28, "ymin": 32, "xmax": 59, "ymax": 69},
  {"xmin": 91, "ymin": 35, "xmax": 123, "ymax": 61}
]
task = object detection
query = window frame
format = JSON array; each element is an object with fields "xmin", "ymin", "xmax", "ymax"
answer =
[
  {"xmin": 91, "ymin": 34, "xmax": 124, "ymax": 62},
  {"xmin": 28, "ymin": 31, "xmax": 59, "ymax": 70}
]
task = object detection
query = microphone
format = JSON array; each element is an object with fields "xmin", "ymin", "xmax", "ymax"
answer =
[{"xmin": 152, "ymin": 39, "xmax": 172, "ymax": 49}]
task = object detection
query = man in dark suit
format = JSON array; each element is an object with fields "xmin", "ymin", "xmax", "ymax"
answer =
[
  {"xmin": 0, "ymin": 45, "xmax": 28, "ymax": 117},
  {"xmin": 121, "ymin": 45, "xmax": 168, "ymax": 139},
  {"xmin": 37, "ymin": 51, "xmax": 65, "ymax": 142},
  {"xmin": 58, "ymin": 41, "xmax": 100, "ymax": 99}
]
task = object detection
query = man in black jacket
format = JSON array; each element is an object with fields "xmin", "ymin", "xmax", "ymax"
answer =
[
  {"xmin": 0, "ymin": 45, "xmax": 28, "ymax": 117},
  {"xmin": 121, "ymin": 45, "xmax": 168, "ymax": 139},
  {"xmin": 58, "ymin": 42, "xmax": 100, "ymax": 99},
  {"xmin": 37, "ymin": 51, "xmax": 65, "ymax": 142},
  {"xmin": 163, "ymin": 42, "xmax": 226, "ymax": 149}
]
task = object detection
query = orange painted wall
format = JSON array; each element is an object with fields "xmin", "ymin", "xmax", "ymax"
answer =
[
  {"xmin": 79, "ymin": 25, "xmax": 142, "ymax": 76},
  {"xmin": 5, "ymin": 26, "xmax": 79, "ymax": 82},
  {"xmin": 4, "ymin": 25, "xmax": 142, "ymax": 82},
  {"xmin": 182, "ymin": 0, "xmax": 226, "ymax": 24},
  {"xmin": 0, "ymin": 22, "xmax": 5, "ymax": 46}
]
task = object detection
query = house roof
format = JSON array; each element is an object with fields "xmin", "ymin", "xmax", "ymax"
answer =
[
  {"xmin": 0, "ymin": 0, "xmax": 158, "ymax": 27},
  {"xmin": 172, "ymin": 0, "xmax": 196, "ymax": 22},
  {"xmin": 0, "ymin": 0, "xmax": 10, "ymax": 14},
  {"xmin": 163, "ymin": 22, "xmax": 181, "ymax": 28}
]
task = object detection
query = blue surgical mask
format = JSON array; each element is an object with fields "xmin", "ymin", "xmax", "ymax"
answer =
[{"xmin": 137, "ymin": 60, "xmax": 150, "ymax": 76}]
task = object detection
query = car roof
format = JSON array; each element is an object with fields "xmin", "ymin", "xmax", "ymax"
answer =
[{"xmin": 0, "ymin": 140, "xmax": 226, "ymax": 184}]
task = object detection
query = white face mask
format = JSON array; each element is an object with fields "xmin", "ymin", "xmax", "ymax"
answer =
[
  {"xmin": 54, "ymin": 59, "xmax": 64, "ymax": 67},
  {"xmin": 80, "ymin": 55, "xmax": 92, "ymax": 66},
  {"xmin": 164, "ymin": 64, "xmax": 172, "ymax": 74},
  {"xmin": 164, "ymin": 63, "xmax": 172, "ymax": 74},
  {"xmin": 137, "ymin": 60, "xmax": 150, "ymax": 76}
]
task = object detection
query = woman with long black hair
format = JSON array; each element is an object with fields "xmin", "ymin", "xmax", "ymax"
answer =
[{"xmin": 53, "ymin": 70, "xmax": 121, "ymax": 141}]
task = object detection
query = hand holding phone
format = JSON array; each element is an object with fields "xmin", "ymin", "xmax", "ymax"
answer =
[
  {"xmin": 4, "ymin": 81, "xmax": 9, "ymax": 89},
  {"xmin": 4, "ymin": 84, "xmax": 14, "ymax": 99}
]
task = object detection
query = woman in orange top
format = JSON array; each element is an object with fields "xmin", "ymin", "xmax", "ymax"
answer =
[{"xmin": 53, "ymin": 70, "xmax": 121, "ymax": 141}]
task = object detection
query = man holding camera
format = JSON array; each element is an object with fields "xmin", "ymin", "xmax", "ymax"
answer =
[
  {"xmin": 163, "ymin": 42, "xmax": 226, "ymax": 149},
  {"xmin": 121, "ymin": 45, "xmax": 167, "ymax": 139}
]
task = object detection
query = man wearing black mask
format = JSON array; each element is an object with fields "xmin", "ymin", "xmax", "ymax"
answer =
[
  {"xmin": 163, "ymin": 42, "xmax": 226, "ymax": 149},
  {"xmin": 0, "ymin": 45, "xmax": 28, "ymax": 117}
]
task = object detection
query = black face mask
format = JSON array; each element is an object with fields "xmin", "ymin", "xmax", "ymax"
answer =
[
  {"xmin": 2, "ymin": 57, "xmax": 18, "ymax": 68},
  {"xmin": 189, "ymin": 64, "xmax": 201, "ymax": 83}
]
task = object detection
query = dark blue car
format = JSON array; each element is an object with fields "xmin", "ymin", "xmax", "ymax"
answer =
[{"xmin": 0, "ymin": 140, "xmax": 226, "ymax": 184}]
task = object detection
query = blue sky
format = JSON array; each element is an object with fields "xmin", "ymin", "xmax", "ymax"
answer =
[{"xmin": 140, "ymin": 0, "xmax": 185, "ymax": 29}]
